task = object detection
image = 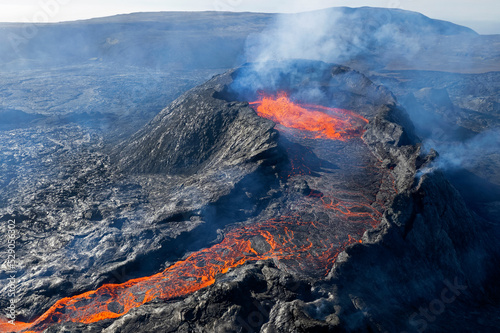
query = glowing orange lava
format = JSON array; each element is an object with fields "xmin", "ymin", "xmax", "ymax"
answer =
[
  {"xmin": 0, "ymin": 321, "xmax": 31, "ymax": 333},
  {"xmin": 3, "ymin": 217, "xmax": 365, "ymax": 333},
  {"xmin": 249, "ymin": 92, "xmax": 368, "ymax": 140},
  {"xmin": 1, "ymin": 94, "xmax": 391, "ymax": 333}
]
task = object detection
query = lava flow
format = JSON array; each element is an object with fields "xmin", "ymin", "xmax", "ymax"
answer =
[
  {"xmin": 249, "ymin": 92, "xmax": 368, "ymax": 140},
  {"xmin": 1, "ymin": 93, "xmax": 394, "ymax": 333},
  {"xmin": 1, "ymin": 217, "xmax": 365, "ymax": 333}
]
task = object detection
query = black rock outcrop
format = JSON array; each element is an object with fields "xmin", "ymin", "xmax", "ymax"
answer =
[{"xmin": 116, "ymin": 72, "xmax": 279, "ymax": 176}]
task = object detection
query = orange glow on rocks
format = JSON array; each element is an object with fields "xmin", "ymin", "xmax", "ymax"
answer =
[
  {"xmin": 1, "ymin": 93, "xmax": 394, "ymax": 333},
  {"xmin": 3, "ymin": 217, "xmax": 367, "ymax": 333},
  {"xmin": 249, "ymin": 92, "xmax": 368, "ymax": 140}
]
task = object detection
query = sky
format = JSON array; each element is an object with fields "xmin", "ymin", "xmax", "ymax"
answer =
[{"xmin": 0, "ymin": 0, "xmax": 498, "ymax": 34}]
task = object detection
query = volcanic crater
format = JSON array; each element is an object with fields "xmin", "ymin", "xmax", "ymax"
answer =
[{"xmin": 3, "ymin": 60, "xmax": 483, "ymax": 333}]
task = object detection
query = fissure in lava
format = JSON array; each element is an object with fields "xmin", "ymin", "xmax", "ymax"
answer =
[{"xmin": 1, "ymin": 92, "xmax": 395, "ymax": 333}]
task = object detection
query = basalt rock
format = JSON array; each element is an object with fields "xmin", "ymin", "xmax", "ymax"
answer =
[
  {"xmin": 116, "ymin": 71, "xmax": 280, "ymax": 176},
  {"xmin": 0, "ymin": 70, "xmax": 283, "ymax": 322},
  {"xmin": 5, "ymin": 61, "xmax": 499, "ymax": 333}
]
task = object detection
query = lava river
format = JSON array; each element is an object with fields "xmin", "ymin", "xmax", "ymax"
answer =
[{"xmin": 0, "ymin": 92, "xmax": 396, "ymax": 332}]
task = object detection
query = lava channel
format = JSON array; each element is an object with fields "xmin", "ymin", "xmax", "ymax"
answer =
[{"xmin": 0, "ymin": 218, "xmax": 364, "ymax": 333}]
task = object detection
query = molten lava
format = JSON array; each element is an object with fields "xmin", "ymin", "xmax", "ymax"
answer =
[
  {"xmin": 4, "ymin": 217, "xmax": 367, "ymax": 333},
  {"xmin": 1, "ymin": 93, "xmax": 395, "ymax": 333},
  {"xmin": 249, "ymin": 92, "xmax": 368, "ymax": 140}
]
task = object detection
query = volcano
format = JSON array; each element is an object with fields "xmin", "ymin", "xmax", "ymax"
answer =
[{"xmin": 1, "ymin": 61, "xmax": 498, "ymax": 333}]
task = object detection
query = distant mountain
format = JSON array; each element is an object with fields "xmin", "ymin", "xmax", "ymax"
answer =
[
  {"xmin": 0, "ymin": 7, "xmax": 498, "ymax": 73},
  {"xmin": 244, "ymin": 7, "xmax": 496, "ymax": 73},
  {"xmin": 0, "ymin": 12, "xmax": 273, "ymax": 70},
  {"xmin": 335, "ymin": 6, "xmax": 477, "ymax": 35}
]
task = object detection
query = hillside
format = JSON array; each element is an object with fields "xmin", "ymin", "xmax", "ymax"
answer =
[{"xmin": 0, "ymin": 8, "xmax": 498, "ymax": 72}]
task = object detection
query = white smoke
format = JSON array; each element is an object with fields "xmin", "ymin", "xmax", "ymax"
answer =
[
  {"xmin": 420, "ymin": 129, "xmax": 500, "ymax": 176},
  {"xmin": 243, "ymin": 7, "xmax": 435, "ymax": 69},
  {"xmin": 245, "ymin": 9, "xmax": 344, "ymax": 63}
]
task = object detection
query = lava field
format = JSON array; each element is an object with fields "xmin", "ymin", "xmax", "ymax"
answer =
[
  {"xmin": 2, "ymin": 64, "xmax": 400, "ymax": 332},
  {"xmin": 0, "ymin": 8, "xmax": 499, "ymax": 332}
]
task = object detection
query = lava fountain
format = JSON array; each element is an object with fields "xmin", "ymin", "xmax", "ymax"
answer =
[{"xmin": 0, "ymin": 92, "xmax": 394, "ymax": 333}]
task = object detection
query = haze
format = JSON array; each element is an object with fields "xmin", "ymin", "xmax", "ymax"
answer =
[{"xmin": 0, "ymin": 0, "xmax": 499, "ymax": 34}]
